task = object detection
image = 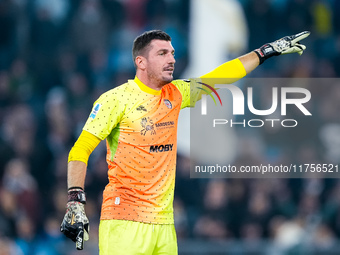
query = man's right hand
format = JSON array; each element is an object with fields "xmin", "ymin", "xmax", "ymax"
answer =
[{"xmin": 60, "ymin": 188, "xmax": 89, "ymax": 250}]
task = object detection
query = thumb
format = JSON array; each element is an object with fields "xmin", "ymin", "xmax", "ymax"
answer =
[
  {"xmin": 292, "ymin": 43, "xmax": 306, "ymax": 55},
  {"xmin": 84, "ymin": 223, "xmax": 90, "ymax": 241}
]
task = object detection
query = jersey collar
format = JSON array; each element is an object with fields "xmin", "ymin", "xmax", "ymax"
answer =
[{"xmin": 134, "ymin": 77, "xmax": 162, "ymax": 96}]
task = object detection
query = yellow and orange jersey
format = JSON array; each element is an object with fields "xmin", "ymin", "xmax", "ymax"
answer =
[
  {"xmin": 82, "ymin": 58, "xmax": 246, "ymax": 224},
  {"xmin": 84, "ymin": 77, "xmax": 193, "ymax": 224}
]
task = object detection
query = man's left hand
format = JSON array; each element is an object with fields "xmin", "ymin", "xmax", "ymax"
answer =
[{"xmin": 254, "ymin": 31, "xmax": 310, "ymax": 64}]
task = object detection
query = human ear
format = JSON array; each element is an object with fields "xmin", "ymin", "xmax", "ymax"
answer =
[{"xmin": 135, "ymin": 56, "xmax": 147, "ymax": 70}]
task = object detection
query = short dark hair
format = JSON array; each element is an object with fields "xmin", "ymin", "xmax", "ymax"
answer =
[{"xmin": 132, "ymin": 30, "xmax": 171, "ymax": 66}]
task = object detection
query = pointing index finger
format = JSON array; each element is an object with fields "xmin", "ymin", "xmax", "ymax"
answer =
[{"xmin": 291, "ymin": 31, "xmax": 311, "ymax": 45}]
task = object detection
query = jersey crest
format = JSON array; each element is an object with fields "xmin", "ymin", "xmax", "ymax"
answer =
[{"xmin": 140, "ymin": 117, "xmax": 156, "ymax": 136}]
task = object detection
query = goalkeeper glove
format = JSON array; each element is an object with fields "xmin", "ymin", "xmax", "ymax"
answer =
[
  {"xmin": 60, "ymin": 187, "xmax": 89, "ymax": 250},
  {"xmin": 254, "ymin": 31, "xmax": 310, "ymax": 65}
]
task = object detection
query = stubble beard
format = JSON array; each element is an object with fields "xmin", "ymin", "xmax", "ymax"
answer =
[{"xmin": 148, "ymin": 70, "xmax": 173, "ymax": 87}]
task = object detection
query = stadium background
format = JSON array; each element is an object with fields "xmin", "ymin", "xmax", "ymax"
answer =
[{"xmin": 0, "ymin": 0, "xmax": 340, "ymax": 254}]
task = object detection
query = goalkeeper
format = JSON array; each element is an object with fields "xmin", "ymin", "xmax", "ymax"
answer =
[{"xmin": 60, "ymin": 30, "xmax": 310, "ymax": 254}]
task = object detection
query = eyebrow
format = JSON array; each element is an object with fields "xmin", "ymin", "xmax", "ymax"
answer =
[{"xmin": 157, "ymin": 49, "xmax": 175, "ymax": 53}]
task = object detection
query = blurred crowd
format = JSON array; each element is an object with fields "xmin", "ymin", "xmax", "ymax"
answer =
[{"xmin": 0, "ymin": 0, "xmax": 340, "ymax": 254}]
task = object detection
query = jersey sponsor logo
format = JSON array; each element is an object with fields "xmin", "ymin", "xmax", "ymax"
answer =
[
  {"xmin": 89, "ymin": 103, "xmax": 102, "ymax": 119},
  {"xmin": 140, "ymin": 117, "xmax": 156, "ymax": 136},
  {"xmin": 164, "ymin": 99, "xmax": 172, "ymax": 109},
  {"xmin": 149, "ymin": 144, "xmax": 173, "ymax": 153},
  {"xmin": 136, "ymin": 105, "xmax": 147, "ymax": 112},
  {"xmin": 155, "ymin": 121, "xmax": 175, "ymax": 128}
]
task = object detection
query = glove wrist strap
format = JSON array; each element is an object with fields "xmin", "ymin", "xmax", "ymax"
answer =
[
  {"xmin": 254, "ymin": 49, "xmax": 265, "ymax": 65},
  {"xmin": 254, "ymin": 43, "xmax": 279, "ymax": 65},
  {"xmin": 68, "ymin": 187, "xmax": 86, "ymax": 204}
]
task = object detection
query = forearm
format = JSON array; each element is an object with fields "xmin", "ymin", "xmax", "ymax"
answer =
[
  {"xmin": 67, "ymin": 160, "xmax": 87, "ymax": 189},
  {"xmin": 238, "ymin": 51, "xmax": 260, "ymax": 75},
  {"xmin": 67, "ymin": 130, "xmax": 101, "ymax": 189},
  {"xmin": 238, "ymin": 31, "xmax": 310, "ymax": 75},
  {"xmin": 62, "ymin": 160, "xmax": 89, "ymax": 250}
]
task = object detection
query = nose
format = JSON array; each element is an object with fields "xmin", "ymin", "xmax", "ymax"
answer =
[{"xmin": 169, "ymin": 53, "xmax": 176, "ymax": 64}]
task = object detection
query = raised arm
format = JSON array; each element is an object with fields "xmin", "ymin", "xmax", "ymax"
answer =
[
  {"xmin": 238, "ymin": 51, "xmax": 260, "ymax": 75},
  {"xmin": 202, "ymin": 31, "xmax": 310, "ymax": 78},
  {"xmin": 177, "ymin": 31, "xmax": 310, "ymax": 109}
]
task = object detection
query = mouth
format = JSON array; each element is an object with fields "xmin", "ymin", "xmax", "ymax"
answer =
[{"xmin": 163, "ymin": 66, "xmax": 174, "ymax": 73}]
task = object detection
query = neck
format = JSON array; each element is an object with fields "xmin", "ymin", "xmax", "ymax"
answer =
[{"xmin": 136, "ymin": 70, "xmax": 165, "ymax": 91}]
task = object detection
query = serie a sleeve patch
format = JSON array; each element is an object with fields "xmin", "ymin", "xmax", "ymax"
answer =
[{"xmin": 89, "ymin": 103, "xmax": 102, "ymax": 119}]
